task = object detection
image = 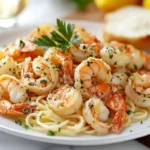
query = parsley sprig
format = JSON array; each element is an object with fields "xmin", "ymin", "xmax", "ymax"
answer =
[{"xmin": 33, "ymin": 19, "xmax": 81, "ymax": 52}]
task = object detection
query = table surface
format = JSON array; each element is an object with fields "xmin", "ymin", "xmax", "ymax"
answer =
[{"xmin": 0, "ymin": 0, "xmax": 149, "ymax": 149}]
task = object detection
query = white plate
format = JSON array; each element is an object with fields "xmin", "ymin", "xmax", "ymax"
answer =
[{"xmin": 0, "ymin": 21, "xmax": 150, "ymax": 146}]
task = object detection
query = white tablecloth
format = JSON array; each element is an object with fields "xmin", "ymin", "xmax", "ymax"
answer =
[{"xmin": 0, "ymin": 0, "xmax": 149, "ymax": 149}]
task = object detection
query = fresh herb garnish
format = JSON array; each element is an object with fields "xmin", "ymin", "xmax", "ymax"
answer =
[
  {"xmin": 47, "ymin": 130, "xmax": 56, "ymax": 136},
  {"xmin": 33, "ymin": 19, "xmax": 81, "ymax": 53}
]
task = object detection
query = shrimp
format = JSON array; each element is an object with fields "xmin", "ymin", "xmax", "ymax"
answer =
[
  {"xmin": 125, "ymin": 73, "xmax": 150, "ymax": 107},
  {"xmin": 139, "ymin": 52, "xmax": 150, "ymax": 75},
  {"xmin": 44, "ymin": 48, "xmax": 73, "ymax": 85},
  {"xmin": 100, "ymin": 42, "xmax": 131, "ymax": 68},
  {"xmin": 83, "ymin": 96, "xmax": 112, "ymax": 134},
  {"xmin": 0, "ymin": 75, "xmax": 35, "ymax": 117},
  {"xmin": 0, "ymin": 39, "xmax": 43, "ymax": 63},
  {"xmin": 101, "ymin": 41, "xmax": 145, "ymax": 70},
  {"xmin": 111, "ymin": 72, "xmax": 128, "ymax": 92},
  {"xmin": 74, "ymin": 57, "xmax": 112, "ymax": 99},
  {"xmin": 69, "ymin": 26, "xmax": 101, "ymax": 63},
  {"xmin": 27, "ymin": 24, "xmax": 53, "ymax": 41},
  {"xmin": 105, "ymin": 93, "xmax": 127, "ymax": 133},
  {"xmin": 0, "ymin": 56, "xmax": 17, "ymax": 76},
  {"xmin": 47, "ymin": 85, "xmax": 82, "ymax": 116},
  {"xmin": 21, "ymin": 56, "xmax": 59, "ymax": 95}
]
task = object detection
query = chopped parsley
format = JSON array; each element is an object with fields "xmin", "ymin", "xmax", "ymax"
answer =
[
  {"xmin": 119, "ymin": 48, "xmax": 123, "ymax": 52},
  {"xmin": 40, "ymin": 80, "xmax": 47, "ymax": 84},
  {"xmin": 21, "ymin": 108, "xmax": 30, "ymax": 114},
  {"xmin": 88, "ymin": 103, "xmax": 94, "ymax": 109},
  {"xmin": 87, "ymin": 61, "xmax": 92, "ymax": 66},
  {"xmin": 47, "ymin": 130, "xmax": 56, "ymax": 136},
  {"xmin": 109, "ymin": 54, "xmax": 113, "ymax": 59},
  {"xmin": 80, "ymin": 80, "xmax": 83, "ymax": 84},
  {"xmin": 37, "ymin": 27, "xmax": 40, "ymax": 32},
  {"xmin": 19, "ymin": 40, "xmax": 25, "ymax": 49},
  {"xmin": 26, "ymin": 89, "xmax": 30, "ymax": 94},
  {"xmin": 130, "ymin": 130, "xmax": 133, "ymax": 132},
  {"xmin": 23, "ymin": 124, "xmax": 29, "ymax": 129},
  {"xmin": 57, "ymin": 121, "xmax": 61, "ymax": 124},
  {"xmin": 133, "ymin": 64, "xmax": 138, "ymax": 70},
  {"xmin": 114, "ymin": 61, "xmax": 117, "ymax": 65},
  {"xmin": 58, "ymin": 128, "xmax": 61, "ymax": 132},
  {"xmin": 58, "ymin": 65, "xmax": 62, "ymax": 70},
  {"xmin": 15, "ymin": 120, "xmax": 22, "ymax": 125},
  {"xmin": 126, "ymin": 110, "xmax": 134, "ymax": 115}
]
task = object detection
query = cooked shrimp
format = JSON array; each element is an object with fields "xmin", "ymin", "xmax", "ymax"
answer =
[
  {"xmin": 125, "ymin": 73, "xmax": 150, "ymax": 107},
  {"xmin": 139, "ymin": 52, "xmax": 150, "ymax": 75},
  {"xmin": 47, "ymin": 85, "xmax": 82, "ymax": 116},
  {"xmin": 100, "ymin": 42, "xmax": 131, "ymax": 68},
  {"xmin": 0, "ymin": 56, "xmax": 17, "ymax": 76},
  {"xmin": 21, "ymin": 56, "xmax": 59, "ymax": 95},
  {"xmin": 125, "ymin": 45, "xmax": 145, "ymax": 71},
  {"xmin": 44, "ymin": 48, "xmax": 73, "ymax": 85},
  {"xmin": 101, "ymin": 41, "xmax": 145, "ymax": 70},
  {"xmin": 0, "ymin": 75, "xmax": 35, "ymax": 117},
  {"xmin": 111, "ymin": 72, "xmax": 128, "ymax": 92},
  {"xmin": 0, "ymin": 39, "xmax": 43, "ymax": 63},
  {"xmin": 69, "ymin": 26, "xmax": 101, "ymax": 63},
  {"xmin": 74, "ymin": 57, "xmax": 112, "ymax": 99},
  {"xmin": 83, "ymin": 96, "xmax": 112, "ymax": 134},
  {"xmin": 106, "ymin": 93, "xmax": 127, "ymax": 133},
  {"xmin": 27, "ymin": 24, "xmax": 53, "ymax": 41}
]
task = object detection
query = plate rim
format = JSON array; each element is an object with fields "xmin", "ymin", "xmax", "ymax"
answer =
[{"xmin": 0, "ymin": 22, "xmax": 149, "ymax": 146}]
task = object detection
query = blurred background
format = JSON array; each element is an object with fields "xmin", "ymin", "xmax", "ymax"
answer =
[{"xmin": 0, "ymin": 0, "xmax": 150, "ymax": 28}]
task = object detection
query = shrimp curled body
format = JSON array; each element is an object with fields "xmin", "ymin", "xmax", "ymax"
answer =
[
  {"xmin": 74, "ymin": 57, "xmax": 112, "ymax": 99},
  {"xmin": 21, "ymin": 56, "xmax": 59, "ymax": 95},
  {"xmin": 0, "ymin": 75, "xmax": 35, "ymax": 117},
  {"xmin": 47, "ymin": 85, "xmax": 82, "ymax": 116},
  {"xmin": 83, "ymin": 96, "xmax": 111, "ymax": 134},
  {"xmin": 125, "ymin": 73, "xmax": 150, "ymax": 107}
]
